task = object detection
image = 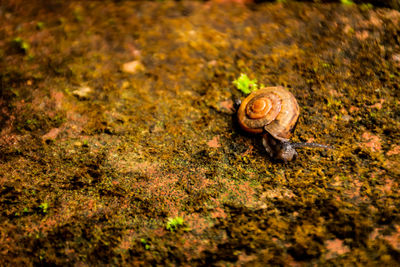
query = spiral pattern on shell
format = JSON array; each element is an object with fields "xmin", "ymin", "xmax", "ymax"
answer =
[{"xmin": 237, "ymin": 86, "xmax": 300, "ymax": 141}]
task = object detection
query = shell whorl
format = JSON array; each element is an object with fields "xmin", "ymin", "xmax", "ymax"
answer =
[{"xmin": 237, "ymin": 86, "xmax": 300, "ymax": 141}]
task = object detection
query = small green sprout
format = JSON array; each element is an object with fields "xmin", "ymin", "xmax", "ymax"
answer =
[
  {"xmin": 166, "ymin": 216, "xmax": 185, "ymax": 232},
  {"xmin": 360, "ymin": 3, "xmax": 373, "ymax": 11},
  {"xmin": 341, "ymin": 0, "xmax": 353, "ymax": 6},
  {"xmin": 140, "ymin": 238, "xmax": 150, "ymax": 250},
  {"xmin": 36, "ymin": 22, "xmax": 45, "ymax": 30},
  {"xmin": 39, "ymin": 202, "xmax": 49, "ymax": 213},
  {"xmin": 15, "ymin": 207, "xmax": 30, "ymax": 217},
  {"xmin": 73, "ymin": 7, "xmax": 83, "ymax": 22},
  {"xmin": 12, "ymin": 37, "xmax": 34, "ymax": 59},
  {"xmin": 233, "ymin": 73, "xmax": 258, "ymax": 95},
  {"xmin": 13, "ymin": 37, "xmax": 30, "ymax": 54}
]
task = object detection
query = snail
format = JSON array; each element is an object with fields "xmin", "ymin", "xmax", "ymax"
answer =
[{"xmin": 236, "ymin": 86, "xmax": 332, "ymax": 162}]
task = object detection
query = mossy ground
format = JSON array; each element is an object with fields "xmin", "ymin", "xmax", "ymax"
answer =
[{"xmin": 1, "ymin": 1, "xmax": 400, "ymax": 265}]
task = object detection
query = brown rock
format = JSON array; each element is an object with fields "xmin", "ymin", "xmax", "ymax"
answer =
[
  {"xmin": 42, "ymin": 128, "xmax": 61, "ymax": 141},
  {"xmin": 362, "ymin": 131, "xmax": 382, "ymax": 152},
  {"xmin": 121, "ymin": 60, "xmax": 144, "ymax": 74},
  {"xmin": 207, "ymin": 136, "xmax": 221, "ymax": 148}
]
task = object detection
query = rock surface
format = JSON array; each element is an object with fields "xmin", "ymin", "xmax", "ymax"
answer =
[{"xmin": 0, "ymin": 1, "xmax": 399, "ymax": 265}]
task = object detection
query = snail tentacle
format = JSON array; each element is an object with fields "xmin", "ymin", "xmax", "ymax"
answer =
[
  {"xmin": 291, "ymin": 142, "xmax": 333, "ymax": 150},
  {"xmin": 233, "ymin": 97, "xmax": 242, "ymax": 111}
]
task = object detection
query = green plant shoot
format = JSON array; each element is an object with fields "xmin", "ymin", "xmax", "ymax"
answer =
[
  {"xmin": 233, "ymin": 73, "xmax": 258, "ymax": 95},
  {"xmin": 341, "ymin": 0, "xmax": 353, "ymax": 6},
  {"xmin": 13, "ymin": 37, "xmax": 30, "ymax": 53},
  {"xmin": 39, "ymin": 202, "xmax": 49, "ymax": 213},
  {"xmin": 166, "ymin": 216, "xmax": 184, "ymax": 232}
]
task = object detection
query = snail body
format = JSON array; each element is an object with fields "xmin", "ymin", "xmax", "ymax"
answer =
[{"xmin": 236, "ymin": 86, "xmax": 331, "ymax": 162}]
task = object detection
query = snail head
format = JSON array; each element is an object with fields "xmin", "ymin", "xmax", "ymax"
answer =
[
  {"xmin": 262, "ymin": 133, "xmax": 298, "ymax": 163},
  {"xmin": 262, "ymin": 132, "xmax": 332, "ymax": 163},
  {"xmin": 278, "ymin": 142, "xmax": 298, "ymax": 163}
]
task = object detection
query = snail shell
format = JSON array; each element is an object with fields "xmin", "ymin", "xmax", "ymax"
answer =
[{"xmin": 237, "ymin": 86, "xmax": 300, "ymax": 141}]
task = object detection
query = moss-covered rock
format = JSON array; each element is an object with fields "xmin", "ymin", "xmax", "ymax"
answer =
[{"xmin": 0, "ymin": 1, "xmax": 399, "ymax": 265}]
